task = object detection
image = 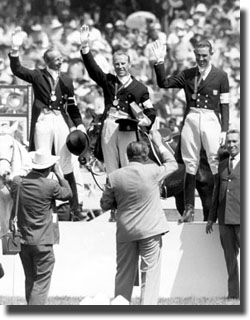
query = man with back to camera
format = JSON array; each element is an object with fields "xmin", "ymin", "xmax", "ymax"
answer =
[
  {"xmin": 8, "ymin": 27, "xmax": 87, "ymax": 221},
  {"xmin": 10, "ymin": 149, "xmax": 72, "ymax": 304},
  {"xmin": 150, "ymin": 39, "xmax": 229, "ymax": 223},
  {"xmin": 206, "ymin": 129, "xmax": 240, "ymax": 300},
  {"xmin": 100, "ymin": 128, "xmax": 178, "ymax": 304}
]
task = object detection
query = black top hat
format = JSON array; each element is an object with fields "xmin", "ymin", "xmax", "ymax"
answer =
[
  {"xmin": 115, "ymin": 118, "xmax": 139, "ymax": 131},
  {"xmin": 66, "ymin": 130, "xmax": 89, "ymax": 156}
]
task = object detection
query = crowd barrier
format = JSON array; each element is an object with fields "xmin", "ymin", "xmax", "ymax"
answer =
[{"xmin": 0, "ymin": 212, "xmax": 238, "ymax": 301}]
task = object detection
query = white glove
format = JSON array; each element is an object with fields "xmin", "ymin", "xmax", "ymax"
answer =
[
  {"xmin": 150, "ymin": 40, "xmax": 166, "ymax": 63},
  {"xmin": 11, "ymin": 27, "xmax": 24, "ymax": 50},
  {"xmin": 80, "ymin": 24, "xmax": 90, "ymax": 48}
]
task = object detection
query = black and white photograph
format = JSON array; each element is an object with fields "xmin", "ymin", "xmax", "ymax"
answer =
[{"xmin": 0, "ymin": 0, "xmax": 245, "ymax": 316}]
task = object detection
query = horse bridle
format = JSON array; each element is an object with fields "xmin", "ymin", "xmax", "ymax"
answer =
[{"xmin": 84, "ymin": 157, "xmax": 105, "ymax": 191}]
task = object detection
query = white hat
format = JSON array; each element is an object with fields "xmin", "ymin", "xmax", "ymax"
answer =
[
  {"xmin": 31, "ymin": 24, "xmax": 42, "ymax": 32},
  {"xmin": 50, "ymin": 18, "xmax": 62, "ymax": 29},
  {"xmin": 30, "ymin": 148, "xmax": 59, "ymax": 169},
  {"xmin": 195, "ymin": 3, "xmax": 207, "ymax": 13}
]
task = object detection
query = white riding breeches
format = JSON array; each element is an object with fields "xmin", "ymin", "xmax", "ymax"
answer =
[
  {"xmin": 34, "ymin": 110, "xmax": 73, "ymax": 174},
  {"xmin": 101, "ymin": 115, "xmax": 137, "ymax": 174},
  {"xmin": 181, "ymin": 108, "xmax": 221, "ymax": 175}
]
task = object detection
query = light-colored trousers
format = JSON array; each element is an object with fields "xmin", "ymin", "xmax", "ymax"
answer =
[
  {"xmin": 102, "ymin": 117, "xmax": 137, "ymax": 174},
  {"xmin": 34, "ymin": 110, "xmax": 73, "ymax": 174},
  {"xmin": 181, "ymin": 108, "xmax": 221, "ymax": 175},
  {"xmin": 34, "ymin": 110, "xmax": 83, "ymax": 192},
  {"xmin": 115, "ymin": 234, "xmax": 162, "ymax": 305}
]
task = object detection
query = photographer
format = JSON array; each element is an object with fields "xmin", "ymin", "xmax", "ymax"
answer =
[{"xmin": 10, "ymin": 149, "xmax": 72, "ymax": 305}]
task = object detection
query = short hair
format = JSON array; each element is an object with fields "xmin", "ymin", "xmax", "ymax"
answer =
[
  {"xmin": 112, "ymin": 50, "xmax": 131, "ymax": 64},
  {"xmin": 127, "ymin": 140, "xmax": 149, "ymax": 162},
  {"xmin": 194, "ymin": 40, "xmax": 213, "ymax": 54},
  {"xmin": 43, "ymin": 47, "xmax": 60, "ymax": 63},
  {"xmin": 226, "ymin": 129, "xmax": 240, "ymax": 136}
]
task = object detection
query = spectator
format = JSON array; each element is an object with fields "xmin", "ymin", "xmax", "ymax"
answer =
[
  {"xmin": 9, "ymin": 149, "xmax": 72, "ymax": 304},
  {"xmin": 167, "ymin": 18, "xmax": 195, "ymax": 74},
  {"xmin": 100, "ymin": 129, "xmax": 178, "ymax": 304},
  {"xmin": 206, "ymin": 129, "xmax": 240, "ymax": 300},
  {"xmin": 168, "ymin": 117, "xmax": 179, "ymax": 135}
]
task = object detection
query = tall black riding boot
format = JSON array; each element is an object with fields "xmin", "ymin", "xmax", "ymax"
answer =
[
  {"xmin": 64, "ymin": 172, "xmax": 86, "ymax": 221},
  {"xmin": 178, "ymin": 173, "xmax": 196, "ymax": 223}
]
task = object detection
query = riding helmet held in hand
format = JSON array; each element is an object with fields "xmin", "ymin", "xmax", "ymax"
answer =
[{"xmin": 66, "ymin": 130, "xmax": 89, "ymax": 156}]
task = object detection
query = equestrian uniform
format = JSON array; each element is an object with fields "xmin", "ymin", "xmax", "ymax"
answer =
[
  {"xmin": 81, "ymin": 51, "xmax": 156, "ymax": 174},
  {"xmin": 154, "ymin": 63, "xmax": 229, "ymax": 175},
  {"xmin": 8, "ymin": 54, "xmax": 83, "ymax": 174}
]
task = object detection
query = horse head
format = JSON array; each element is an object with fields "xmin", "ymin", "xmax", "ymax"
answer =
[
  {"xmin": 0, "ymin": 121, "xmax": 31, "ymax": 188},
  {"xmin": 0, "ymin": 122, "xmax": 18, "ymax": 187}
]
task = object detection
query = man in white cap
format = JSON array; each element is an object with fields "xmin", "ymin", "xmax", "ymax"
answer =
[{"xmin": 9, "ymin": 148, "xmax": 72, "ymax": 305}]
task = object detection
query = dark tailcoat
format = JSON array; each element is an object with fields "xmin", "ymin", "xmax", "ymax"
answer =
[
  {"xmin": 154, "ymin": 64, "xmax": 229, "ymax": 131},
  {"xmin": 9, "ymin": 54, "xmax": 83, "ymax": 151},
  {"xmin": 81, "ymin": 51, "xmax": 155, "ymax": 123}
]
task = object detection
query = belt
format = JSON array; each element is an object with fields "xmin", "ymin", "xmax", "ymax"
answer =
[
  {"xmin": 190, "ymin": 107, "xmax": 215, "ymax": 113},
  {"xmin": 42, "ymin": 107, "xmax": 61, "ymax": 115}
]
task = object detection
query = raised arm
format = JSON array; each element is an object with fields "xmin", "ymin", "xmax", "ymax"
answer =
[
  {"xmin": 79, "ymin": 24, "xmax": 107, "ymax": 87},
  {"xmin": 149, "ymin": 40, "xmax": 185, "ymax": 89},
  {"xmin": 9, "ymin": 27, "xmax": 36, "ymax": 83}
]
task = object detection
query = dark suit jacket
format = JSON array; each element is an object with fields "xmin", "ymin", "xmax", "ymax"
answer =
[
  {"xmin": 9, "ymin": 54, "xmax": 83, "ymax": 151},
  {"xmin": 154, "ymin": 63, "xmax": 229, "ymax": 131},
  {"xmin": 208, "ymin": 157, "xmax": 240, "ymax": 225},
  {"xmin": 81, "ymin": 51, "xmax": 156, "ymax": 127},
  {"xmin": 11, "ymin": 171, "xmax": 72, "ymax": 245}
]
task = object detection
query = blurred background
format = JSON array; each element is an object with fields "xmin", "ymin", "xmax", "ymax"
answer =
[{"xmin": 0, "ymin": 0, "xmax": 240, "ymax": 134}]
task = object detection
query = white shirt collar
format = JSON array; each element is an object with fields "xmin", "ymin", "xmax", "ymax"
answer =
[
  {"xmin": 46, "ymin": 67, "xmax": 60, "ymax": 81},
  {"xmin": 231, "ymin": 153, "xmax": 240, "ymax": 161},
  {"xmin": 198, "ymin": 63, "xmax": 212, "ymax": 80},
  {"xmin": 117, "ymin": 74, "xmax": 132, "ymax": 86}
]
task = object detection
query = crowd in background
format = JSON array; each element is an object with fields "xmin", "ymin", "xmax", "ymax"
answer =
[{"xmin": 0, "ymin": 0, "xmax": 240, "ymax": 133}]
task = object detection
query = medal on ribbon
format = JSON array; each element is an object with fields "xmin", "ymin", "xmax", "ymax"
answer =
[
  {"xmin": 51, "ymin": 92, "xmax": 57, "ymax": 102},
  {"xmin": 113, "ymin": 77, "xmax": 131, "ymax": 109},
  {"xmin": 192, "ymin": 70, "xmax": 203, "ymax": 101},
  {"xmin": 48, "ymin": 71, "xmax": 60, "ymax": 103}
]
